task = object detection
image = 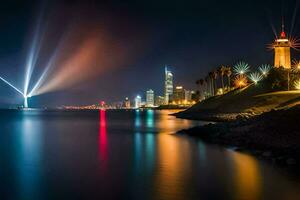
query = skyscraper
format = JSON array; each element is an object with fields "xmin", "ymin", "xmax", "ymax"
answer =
[
  {"xmin": 155, "ymin": 96, "xmax": 165, "ymax": 106},
  {"xmin": 135, "ymin": 95, "xmax": 142, "ymax": 108},
  {"xmin": 273, "ymin": 25, "xmax": 291, "ymax": 69},
  {"xmin": 172, "ymin": 86, "xmax": 185, "ymax": 103},
  {"xmin": 164, "ymin": 66, "xmax": 173, "ymax": 104},
  {"xmin": 146, "ymin": 89, "xmax": 154, "ymax": 107}
]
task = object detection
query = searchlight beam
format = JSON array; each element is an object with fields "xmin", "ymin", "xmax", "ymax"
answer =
[
  {"xmin": 0, "ymin": 76, "xmax": 30, "ymax": 108},
  {"xmin": 0, "ymin": 76, "xmax": 24, "ymax": 96}
]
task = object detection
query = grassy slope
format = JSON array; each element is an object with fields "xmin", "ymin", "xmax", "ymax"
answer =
[{"xmin": 185, "ymin": 83, "xmax": 300, "ymax": 114}]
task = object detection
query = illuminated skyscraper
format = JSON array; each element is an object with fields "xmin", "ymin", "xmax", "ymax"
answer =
[
  {"xmin": 164, "ymin": 66, "xmax": 173, "ymax": 104},
  {"xmin": 273, "ymin": 25, "xmax": 291, "ymax": 69},
  {"xmin": 172, "ymin": 86, "xmax": 185, "ymax": 103},
  {"xmin": 146, "ymin": 89, "xmax": 154, "ymax": 107},
  {"xmin": 155, "ymin": 96, "xmax": 165, "ymax": 106},
  {"xmin": 135, "ymin": 95, "xmax": 142, "ymax": 108}
]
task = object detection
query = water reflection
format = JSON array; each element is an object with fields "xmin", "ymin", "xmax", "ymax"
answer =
[
  {"xmin": 0, "ymin": 109, "xmax": 298, "ymax": 199},
  {"xmin": 134, "ymin": 132, "xmax": 142, "ymax": 171},
  {"xmin": 133, "ymin": 109, "xmax": 156, "ymax": 172},
  {"xmin": 198, "ymin": 141, "xmax": 206, "ymax": 166},
  {"xmin": 154, "ymin": 134, "xmax": 191, "ymax": 200},
  {"xmin": 134, "ymin": 110, "xmax": 141, "ymax": 128},
  {"xmin": 157, "ymin": 110, "xmax": 176, "ymax": 133},
  {"xmin": 99, "ymin": 109, "xmax": 108, "ymax": 170},
  {"xmin": 230, "ymin": 152, "xmax": 262, "ymax": 200},
  {"xmin": 17, "ymin": 111, "xmax": 42, "ymax": 199},
  {"xmin": 146, "ymin": 110, "xmax": 154, "ymax": 129}
]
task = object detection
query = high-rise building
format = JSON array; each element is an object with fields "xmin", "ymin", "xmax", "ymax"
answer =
[
  {"xmin": 146, "ymin": 89, "xmax": 154, "ymax": 107},
  {"xmin": 172, "ymin": 86, "xmax": 185, "ymax": 103},
  {"xmin": 134, "ymin": 95, "xmax": 142, "ymax": 108},
  {"xmin": 164, "ymin": 66, "xmax": 173, "ymax": 104},
  {"xmin": 184, "ymin": 90, "xmax": 194, "ymax": 102},
  {"xmin": 155, "ymin": 96, "xmax": 165, "ymax": 106},
  {"xmin": 124, "ymin": 97, "xmax": 131, "ymax": 108},
  {"xmin": 273, "ymin": 25, "xmax": 291, "ymax": 69}
]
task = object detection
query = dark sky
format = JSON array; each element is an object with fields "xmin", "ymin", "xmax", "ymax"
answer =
[{"xmin": 0, "ymin": 0, "xmax": 299, "ymax": 107}]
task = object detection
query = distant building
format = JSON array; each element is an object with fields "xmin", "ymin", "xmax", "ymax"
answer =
[
  {"xmin": 134, "ymin": 95, "xmax": 142, "ymax": 108},
  {"xmin": 146, "ymin": 89, "xmax": 154, "ymax": 107},
  {"xmin": 184, "ymin": 90, "xmax": 194, "ymax": 102},
  {"xmin": 155, "ymin": 96, "xmax": 165, "ymax": 106},
  {"xmin": 124, "ymin": 97, "xmax": 131, "ymax": 108},
  {"xmin": 171, "ymin": 86, "xmax": 185, "ymax": 103},
  {"xmin": 164, "ymin": 66, "xmax": 173, "ymax": 104},
  {"xmin": 274, "ymin": 25, "xmax": 291, "ymax": 69}
]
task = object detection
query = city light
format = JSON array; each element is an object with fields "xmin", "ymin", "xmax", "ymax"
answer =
[
  {"xmin": 249, "ymin": 72, "xmax": 263, "ymax": 84},
  {"xmin": 234, "ymin": 62, "xmax": 250, "ymax": 75},
  {"xmin": 294, "ymin": 80, "xmax": 300, "ymax": 90},
  {"xmin": 292, "ymin": 60, "xmax": 300, "ymax": 73},
  {"xmin": 259, "ymin": 64, "xmax": 271, "ymax": 76},
  {"xmin": 289, "ymin": 37, "xmax": 300, "ymax": 50},
  {"xmin": 234, "ymin": 75, "xmax": 248, "ymax": 88}
]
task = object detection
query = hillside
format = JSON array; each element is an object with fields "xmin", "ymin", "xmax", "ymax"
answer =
[{"xmin": 175, "ymin": 82, "xmax": 300, "ymax": 121}]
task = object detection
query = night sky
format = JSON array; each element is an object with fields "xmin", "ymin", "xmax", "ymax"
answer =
[{"xmin": 0, "ymin": 0, "xmax": 299, "ymax": 107}]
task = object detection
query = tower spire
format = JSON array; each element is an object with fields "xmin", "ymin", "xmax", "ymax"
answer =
[{"xmin": 280, "ymin": 20, "xmax": 286, "ymax": 38}]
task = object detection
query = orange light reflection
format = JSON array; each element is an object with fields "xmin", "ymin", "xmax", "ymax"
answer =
[{"xmin": 230, "ymin": 152, "xmax": 262, "ymax": 200}]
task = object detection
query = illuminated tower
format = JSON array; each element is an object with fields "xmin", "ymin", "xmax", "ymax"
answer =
[
  {"xmin": 146, "ymin": 89, "xmax": 154, "ymax": 107},
  {"xmin": 135, "ymin": 95, "xmax": 142, "ymax": 108},
  {"xmin": 273, "ymin": 25, "xmax": 291, "ymax": 69},
  {"xmin": 164, "ymin": 66, "xmax": 173, "ymax": 104}
]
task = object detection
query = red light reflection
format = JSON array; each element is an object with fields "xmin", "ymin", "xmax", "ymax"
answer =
[{"xmin": 99, "ymin": 109, "xmax": 108, "ymax": 166}]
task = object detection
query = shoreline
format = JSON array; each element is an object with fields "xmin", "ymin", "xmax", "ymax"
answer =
[
  {"xmin": 176, "ymin": 105, "xmax": 300, "ymax": 169},
  {"xmin": 173, "ymin": 111, "xmax": 254, "ymax": 122}
]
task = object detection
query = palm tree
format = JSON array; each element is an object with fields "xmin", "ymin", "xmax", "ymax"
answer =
[
  {"xmin": 218, "ymin": 66, "xmax": 227, "ymax": 92},
  {"xmin": 196, "ymin": 79, "xmax": 200, "ymax": 90},
  {"xmin": 195, "ymin": 80, "xmax": 200, "ymax": 100},
  {"xmin": 208, "ymin": 72, "xmax": 214, "ymax": 96},
  {"xmin": 225, "ymin": 67, "xmax": 232, "ymax": 90},
  {"xmin": 287, "ymin": 68, "xmax": 291, "ymax": 91},
  {"xmin": 213, "ymin": 70, "xmax": 218, "ymax": 95},
  {"xmin": 199, "ymin": 79, "xmax": 204, "ymax": 99},
  {"xmin": 195, "ymin": 79, "xmax": 205, "ymax": 100},
  {"xmin": 205, "ymin": 76, "xmax": 210, "ymax": 97}
]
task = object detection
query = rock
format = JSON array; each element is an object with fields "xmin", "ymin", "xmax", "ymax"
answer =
[{"xmin": 286, "ymin": 158, "xmax": 296, "ymax": 165}]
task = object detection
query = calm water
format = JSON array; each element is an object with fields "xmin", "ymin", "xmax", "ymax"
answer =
[{"xmin": 0, "ymin": 109, "xmax": 299, "ymax": 200}]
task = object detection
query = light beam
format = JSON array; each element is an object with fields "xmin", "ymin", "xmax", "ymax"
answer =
[
  {"xmin": 0, "ymin": 76, "xmax": 29, "ymax": 108},
  {"xmin": 0, "ymin": 76, "xmax": 24, "ymax": 96},
  {"xmin": 28, "ymin": 44, "xmax": 61, "ymax": 97},
  {"xmin": 24, "ymin": 16, "xmax": 43, "ymax": 96}
]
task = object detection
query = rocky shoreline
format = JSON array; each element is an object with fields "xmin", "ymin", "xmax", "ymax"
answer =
[
  {"xmin": 173, "ymin": 111, "xmax": 255, "ymax": 122},
  {"xmin": 177, "ymin": 105, "xmax": 300, "ymax": 169}
]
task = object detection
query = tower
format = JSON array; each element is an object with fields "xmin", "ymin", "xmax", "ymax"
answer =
[
  {"xmin": 135, "ymin": 95, "xmax": 142, "ymax": 108},
  {"xmin": 164, "ymin": 66, "xmax": 173, "ymax": 104},
  {"xmin": 146, "ymin": 89, "xmax": 154, "ymax": 107},
  {"xmin": 273, "ymin": 24, "xmax": 291, "ymax": 69}
]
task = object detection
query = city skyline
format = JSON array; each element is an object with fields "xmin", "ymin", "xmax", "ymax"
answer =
[
  {"xmin": 0, "ymin": 1, "xmax": 300, "ymax": 199},
  {"xmin": 0, "ymin": 0, "xmax": 299, "ymax": 107}
]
